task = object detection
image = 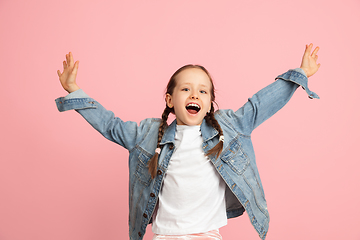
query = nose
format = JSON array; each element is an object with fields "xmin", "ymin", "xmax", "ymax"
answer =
[
  {"xmin": 190, "ymin": 94, "xmax": 199, "ymax": 99},
  {"xmin": 190, "ymin": 92, "xmax": 199, "ymax": 100}
]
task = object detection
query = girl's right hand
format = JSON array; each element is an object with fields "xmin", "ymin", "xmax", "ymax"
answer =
[{"xmin": 57, "ymin": 52, "xmax": 80, "ymax": 93}]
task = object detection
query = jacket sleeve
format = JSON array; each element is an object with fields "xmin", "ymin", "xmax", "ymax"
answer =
[
  {"xmin": 222, "ymin": 68, "xmax": 319, "ymax": 135},
  {"xmin": 55, "ymin": 89, "xmax": 154, "ymax": 151}
]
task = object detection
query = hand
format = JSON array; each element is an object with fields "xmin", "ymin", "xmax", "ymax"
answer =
[
  {"xmin": 300, "ymin": 43, "xmax": 321, "ymax": 78},
  {"xmin": 57, "ymin": 52, "xmax": 80, "ymax": 93}
]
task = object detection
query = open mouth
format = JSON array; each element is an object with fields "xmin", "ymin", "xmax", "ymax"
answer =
[{"xmin": 186, "ymin": 103, "xmax": 201, "ymax": 114}]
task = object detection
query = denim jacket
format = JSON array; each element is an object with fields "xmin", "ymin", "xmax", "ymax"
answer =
[{"xmin": 55, "ymin": 68, "xmax": 318, "ymax": 240}]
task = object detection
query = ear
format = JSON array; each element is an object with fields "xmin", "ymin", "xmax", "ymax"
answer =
[{"xmin": 165, "ymin": 93, "xmax": 173, "ymax": 108}]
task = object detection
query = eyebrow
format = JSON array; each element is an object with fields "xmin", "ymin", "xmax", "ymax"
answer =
[{"xmin": 181, "ymin": 83, "xmax": 210, "ymax": 88}]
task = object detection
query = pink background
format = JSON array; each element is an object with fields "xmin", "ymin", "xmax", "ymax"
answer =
[{"xmin": 1, "ymin": 0, "xmax": 359, "ymax": 239}]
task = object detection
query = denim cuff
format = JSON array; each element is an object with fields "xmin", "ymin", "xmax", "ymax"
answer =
[
  {"xmin": 275, "ymin": 68, "xmax": 319, "ymax": 99},
  {"xmin": 63, "ymin": 89, "xmax": 90, "ymax": 100},
  {"xmin": 55, "ymin": 89, "xmax": 97, "ymax": 112}
]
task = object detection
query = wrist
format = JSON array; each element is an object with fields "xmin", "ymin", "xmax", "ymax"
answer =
[
  {"xmin": 300, "ymin": 67, "xmax": 309, "ymax": 78},
  {"xmin": 66, "ymin": 84, "xmax": 80, "ymax": 93}
]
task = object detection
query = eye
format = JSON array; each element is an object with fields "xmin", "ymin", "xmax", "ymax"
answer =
[
  {"xmin": 200, "ymin": 90, "xmax": 207, "ymax": 94},
  {"xmin": 182, "ymin": 88, "xmax": 189, "ymax": 91}
]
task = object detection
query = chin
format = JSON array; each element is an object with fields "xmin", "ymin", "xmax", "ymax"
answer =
[
  {"xmin": 183, "ymin": 118, "xmax": 203, "ymax": 126},
  {"xmin": 177, "ymin": 111, "xmax": 206, "ymax": 126}
]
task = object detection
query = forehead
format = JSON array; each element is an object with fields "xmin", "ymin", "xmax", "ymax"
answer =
[{"xmin": 175, "ymin": 68, "xmax": 212, "ymax": 88}]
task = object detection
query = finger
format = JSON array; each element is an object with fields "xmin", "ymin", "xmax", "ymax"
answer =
[
  {"xmin": 63, "ymin": 61, "xmax": 67, "ymax": 69},
  {"xmin": 66, "ymin": 53, "xmax": 69, "ymax": 66},
  {"xmin": 57, "ymin": 70, "xmax": 61, "ymax": 77},
  {"xmin": 304, "ymin": 44, "xmax": 309, "ymax": 54},
  {"xmin": 315, "ymin": 55, "xmax": 318, "ymax": 61},
  {"xmin": 69, "ymin": 52, "xmax": 74, "ymax": 67},
  {"xmin": 72, "ymin": 61, "xmax": 79, "ymax": 74},
  {"xmin": 311, "ymin": 46, "xmax": 320, "ymax": 58},
  {"xmin": 304, "ymin": 43, "xmax": 312, "ymax": 56},
  {"xmin": 307, "ymin": 43, "xmax": 313, "ymax": 53}
]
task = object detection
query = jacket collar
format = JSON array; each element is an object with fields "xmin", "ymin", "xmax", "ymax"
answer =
[
  {"xmin": 160, "ymin": 119, "xmax": 219, "ymax": 146},
  {"xmin": 159, "ymin": 120, "xmax": 177, "ymax": 146},
  {"xmin": 200, "ymin": 118, "xmax": 219, "ymax": 142}
]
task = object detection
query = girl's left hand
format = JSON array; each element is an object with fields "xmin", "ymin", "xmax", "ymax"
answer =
[{"xmin": 300, "ymin": 43, "xmax": 321, "ymax": 78}]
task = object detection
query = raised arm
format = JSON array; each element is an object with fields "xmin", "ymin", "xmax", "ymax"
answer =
[
  {"xmin": 223, "ymin": 43, "xmax": 321, "ymax": 135},
  {"xmin": 55, "ymin": 52, "xmax": 157, "ymax": 151}
]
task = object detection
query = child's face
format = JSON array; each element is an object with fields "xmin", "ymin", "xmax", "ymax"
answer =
[{"xmin": 166, "ymin": 68, "xmax": 212, "ymax": 126}]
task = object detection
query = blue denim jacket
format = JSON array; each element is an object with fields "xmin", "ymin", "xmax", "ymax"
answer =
[{"xmin": 55, "ymin": 68, "xmax": 318, "ymax": 240}]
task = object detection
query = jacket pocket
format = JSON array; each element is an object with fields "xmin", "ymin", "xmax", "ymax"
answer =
[
  {"xmin": 220, "ymin": 139, "xmax": 249, "ymax": 175},
  {"xmin": 134, "ymin": 152, "xmax": 152, "ymax": 186}
]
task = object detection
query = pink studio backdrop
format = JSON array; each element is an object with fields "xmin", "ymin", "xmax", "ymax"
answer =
[{"xmin": 1, "ymin": 0, "xmax": 359, "ymax": 239}]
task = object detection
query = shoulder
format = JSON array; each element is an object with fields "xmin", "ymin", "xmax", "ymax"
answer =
[
  {"xmin": 213, "ymin": 108, "xmax": 238, "ymax": 128},
  {"xmin": 214, "ymin": 109, "xmax": 237, "ymax": 121},
  {"xmin": 134, "ymin": 118, "xmax": 162, "ymax": 147},
  {"xmin": 214, "ymin": 109, "xmax": 251, "ymax": 137},
  {"xmin": 138, "ymin": 117, "xmax": 162, "ymax": 130}
]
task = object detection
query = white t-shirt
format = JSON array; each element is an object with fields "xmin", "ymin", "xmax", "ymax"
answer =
[{"xmin": 152, "ymin": 125, "xmax": 227, "ymax": 235}]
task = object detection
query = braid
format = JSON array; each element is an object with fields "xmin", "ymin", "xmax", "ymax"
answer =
[
  {"xmin": 148, "ymin": 106, "xmax": 172, "ymax": 179},
  {"xmin": 205, "ymin": 103, "xmax": 224, "ymax": 159}
]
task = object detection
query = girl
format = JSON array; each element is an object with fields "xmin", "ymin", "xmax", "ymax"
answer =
[{"xmin": 56, "ymin": 44, "xmax": 320, "ymax": 240}]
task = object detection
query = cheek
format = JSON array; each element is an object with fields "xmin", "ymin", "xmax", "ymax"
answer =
[
  {"xmin": 205, "ymin": 99, "xmax": 212, "ymax": 111},
  {"xmin": 173, "ymin": 95, "xmax": 185, "ymax": 108}
]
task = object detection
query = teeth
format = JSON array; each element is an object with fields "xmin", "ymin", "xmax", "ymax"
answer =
[{"xmin": 186, "ymin": 103, "xmax": 200, "ymax": 109}]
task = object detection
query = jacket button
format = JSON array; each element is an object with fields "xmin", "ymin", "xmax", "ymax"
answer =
[
  {"xmin": 157, "ymin": 170, "xmax": 162, "ymax": 175},
  {"xmin": 150, "ymin": 193, "xmax": 155, "ymax": 197},
  {"xmin": 169, "ymin": 145, "xmax": 174, "ymax": 150},
  {"xmin": 143, "ymin": 213, "xmax": 148, "ymax": 218},
  {"xmin": 138, "ymin": 232, "xmax": 142, "ymax": 237}
]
